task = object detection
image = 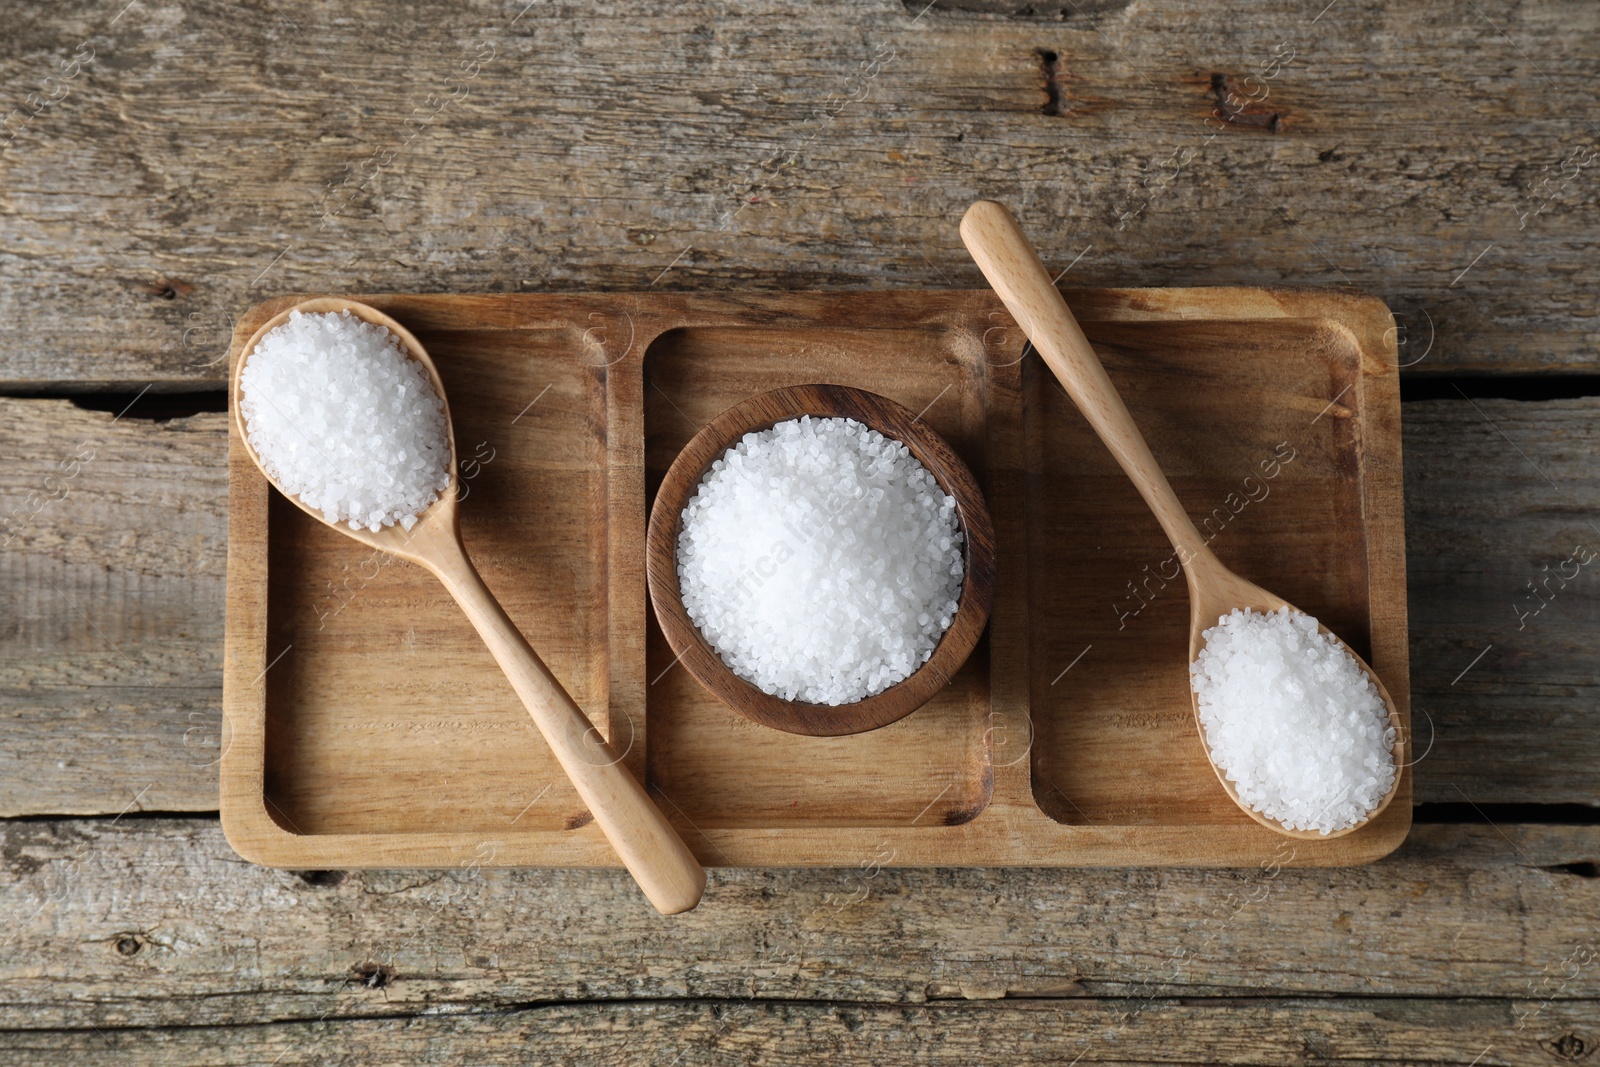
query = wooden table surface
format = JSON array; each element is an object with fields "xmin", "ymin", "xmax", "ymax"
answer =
[{"xmin": 2, "ymin": 0, "xmax": 1597, "ymax": 1062}]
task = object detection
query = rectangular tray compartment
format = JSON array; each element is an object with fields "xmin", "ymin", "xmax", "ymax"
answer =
[
  {"xmin": 260, "ymin": 325, "xmax": 607, "ymax": 837},
  {"xmin": 1025, "ymin": 318, "xmax": 1376, "ymax": 828},
  {"xmin": 641, "ymin": 324, "xmax": 994, "ymax": 830},
  {"xmin": 222, "ymin": 289, "xmax": 1411, "ymax": 869}
]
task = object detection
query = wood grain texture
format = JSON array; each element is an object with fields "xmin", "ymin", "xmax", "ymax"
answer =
[
  {"xmin": 3, "ymin": 394, "xmax": 1598, "ymax": 817},
  {"xmin": 0, "ymin": 398, "xmax": 227, "ymax": 816},
  {"xmin": 0, "ymin": 819, "xmax": 1597, "ymax": 1031},
  {"xmin": 0, "ymin": 0, "xmax": 1595, "ymax": 385},
  {"xmin": 0, "ymin": 0, "xmax": 1594, "ymax": 1051},
  {"xmin": 1404, "ymin": 397, "xmax": 1600, "ymax": 806},
  {"xmin": 3, "ymin": 998, "xmax": 1597, "ymax": 1064}
]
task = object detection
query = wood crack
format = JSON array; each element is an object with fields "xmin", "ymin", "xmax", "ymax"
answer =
[{"xmin": 1036, "ymin": 49, "xmax": 1066, "ymax": 116}]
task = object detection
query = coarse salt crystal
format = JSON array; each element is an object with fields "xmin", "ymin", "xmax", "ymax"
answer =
[
  {"xmin": 676, "ymin": 415, "xmax": 965, "ymax": 706},
  {"xmin": 238, "ymin": 310, "xmax": 452, "ymax": 533},
  {"xmin": 1189, "ymin": 606, "xmax": 1397, "ymax": 835}
]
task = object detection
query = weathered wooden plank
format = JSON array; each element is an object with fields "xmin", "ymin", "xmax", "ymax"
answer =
[
  {"xmin": 2, "ymin": 997, "xmax": 1597, "ymax": 1065},
  {"xmin": 0, "ymin": 0, "xmax": 1595, "ymax": 384},
  {"xmin": 0, "ymin": 820, "xmax": 1596, "ymax": 1029},
  {"xmin": 0, "ymin": 399, "xmax": 226, "ymax": 816},
  {"xmin": 4, "ymin": 391, "xmax": 1600, "ymax": 815},
  {"xmin": 1404, "ymin": 398, "xmax": 1600, "ymax": 807}
]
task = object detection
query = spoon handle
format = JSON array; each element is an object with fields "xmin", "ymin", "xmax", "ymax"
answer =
[
  {"xmin": 426, "ymin": 539, "xmax": 707, "ymax": 915},
  {"xmin": 959, "ymin": 200, "xmax": 1214, "ymax": 568}
]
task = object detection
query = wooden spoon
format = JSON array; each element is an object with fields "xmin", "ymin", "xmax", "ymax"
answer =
[
  {"xmin": 232, "ymin": 297, "xmax": 706, "ymax": 912},
  {"xmin": 959, "ymin": 201, "xmax": 1405, "ymax": 840}
]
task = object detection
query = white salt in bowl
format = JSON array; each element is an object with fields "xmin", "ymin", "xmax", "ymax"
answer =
[{"xmin": 645, "ymin": 384, "xmax": 996, "ymax": 737}]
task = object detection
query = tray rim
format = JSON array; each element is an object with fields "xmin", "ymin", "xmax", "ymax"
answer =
[{"xmin": 220, "ymin": 285, "xmax": 1411, "ymax": 870}]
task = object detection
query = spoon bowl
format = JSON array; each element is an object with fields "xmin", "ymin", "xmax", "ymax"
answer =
[
  {"xmin": 959, "ymin": 201, "xmax": 1406, "ymax": 840},
  {"xmin": 1184, "ymin": 552, "xmax": 1406, "ymax": 840},
  {"xmin": 231, "ymin": 297, "xmax": 460, "ymax": 558},
  {"xmin": 232, "ymin": 297, "xmax": 705, "ymax": 912}
]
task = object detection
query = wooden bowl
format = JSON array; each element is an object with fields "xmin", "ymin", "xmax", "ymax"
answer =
[{"xmin": 645, "ymin": 384, "xmax": 996, "ymax": 737}]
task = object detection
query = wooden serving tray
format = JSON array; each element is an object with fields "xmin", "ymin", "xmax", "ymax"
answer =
[{"xmin": 222, "ymin": 288, "xmax": 1411, "ymax": 869}]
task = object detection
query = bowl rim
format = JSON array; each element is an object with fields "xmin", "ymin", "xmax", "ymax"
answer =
[{"xmin": 644, "ymin": 382, "xmax": 997, "ymax": 737}]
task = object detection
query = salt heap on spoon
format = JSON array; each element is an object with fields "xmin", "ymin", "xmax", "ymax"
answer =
[
  {"xmin": 237, "ymin": 309, "xmax": 452, "ymax": 532},
  {"xmin": 1190, "ymin": 606, "xmax": 1398, "ymax": 835}
]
